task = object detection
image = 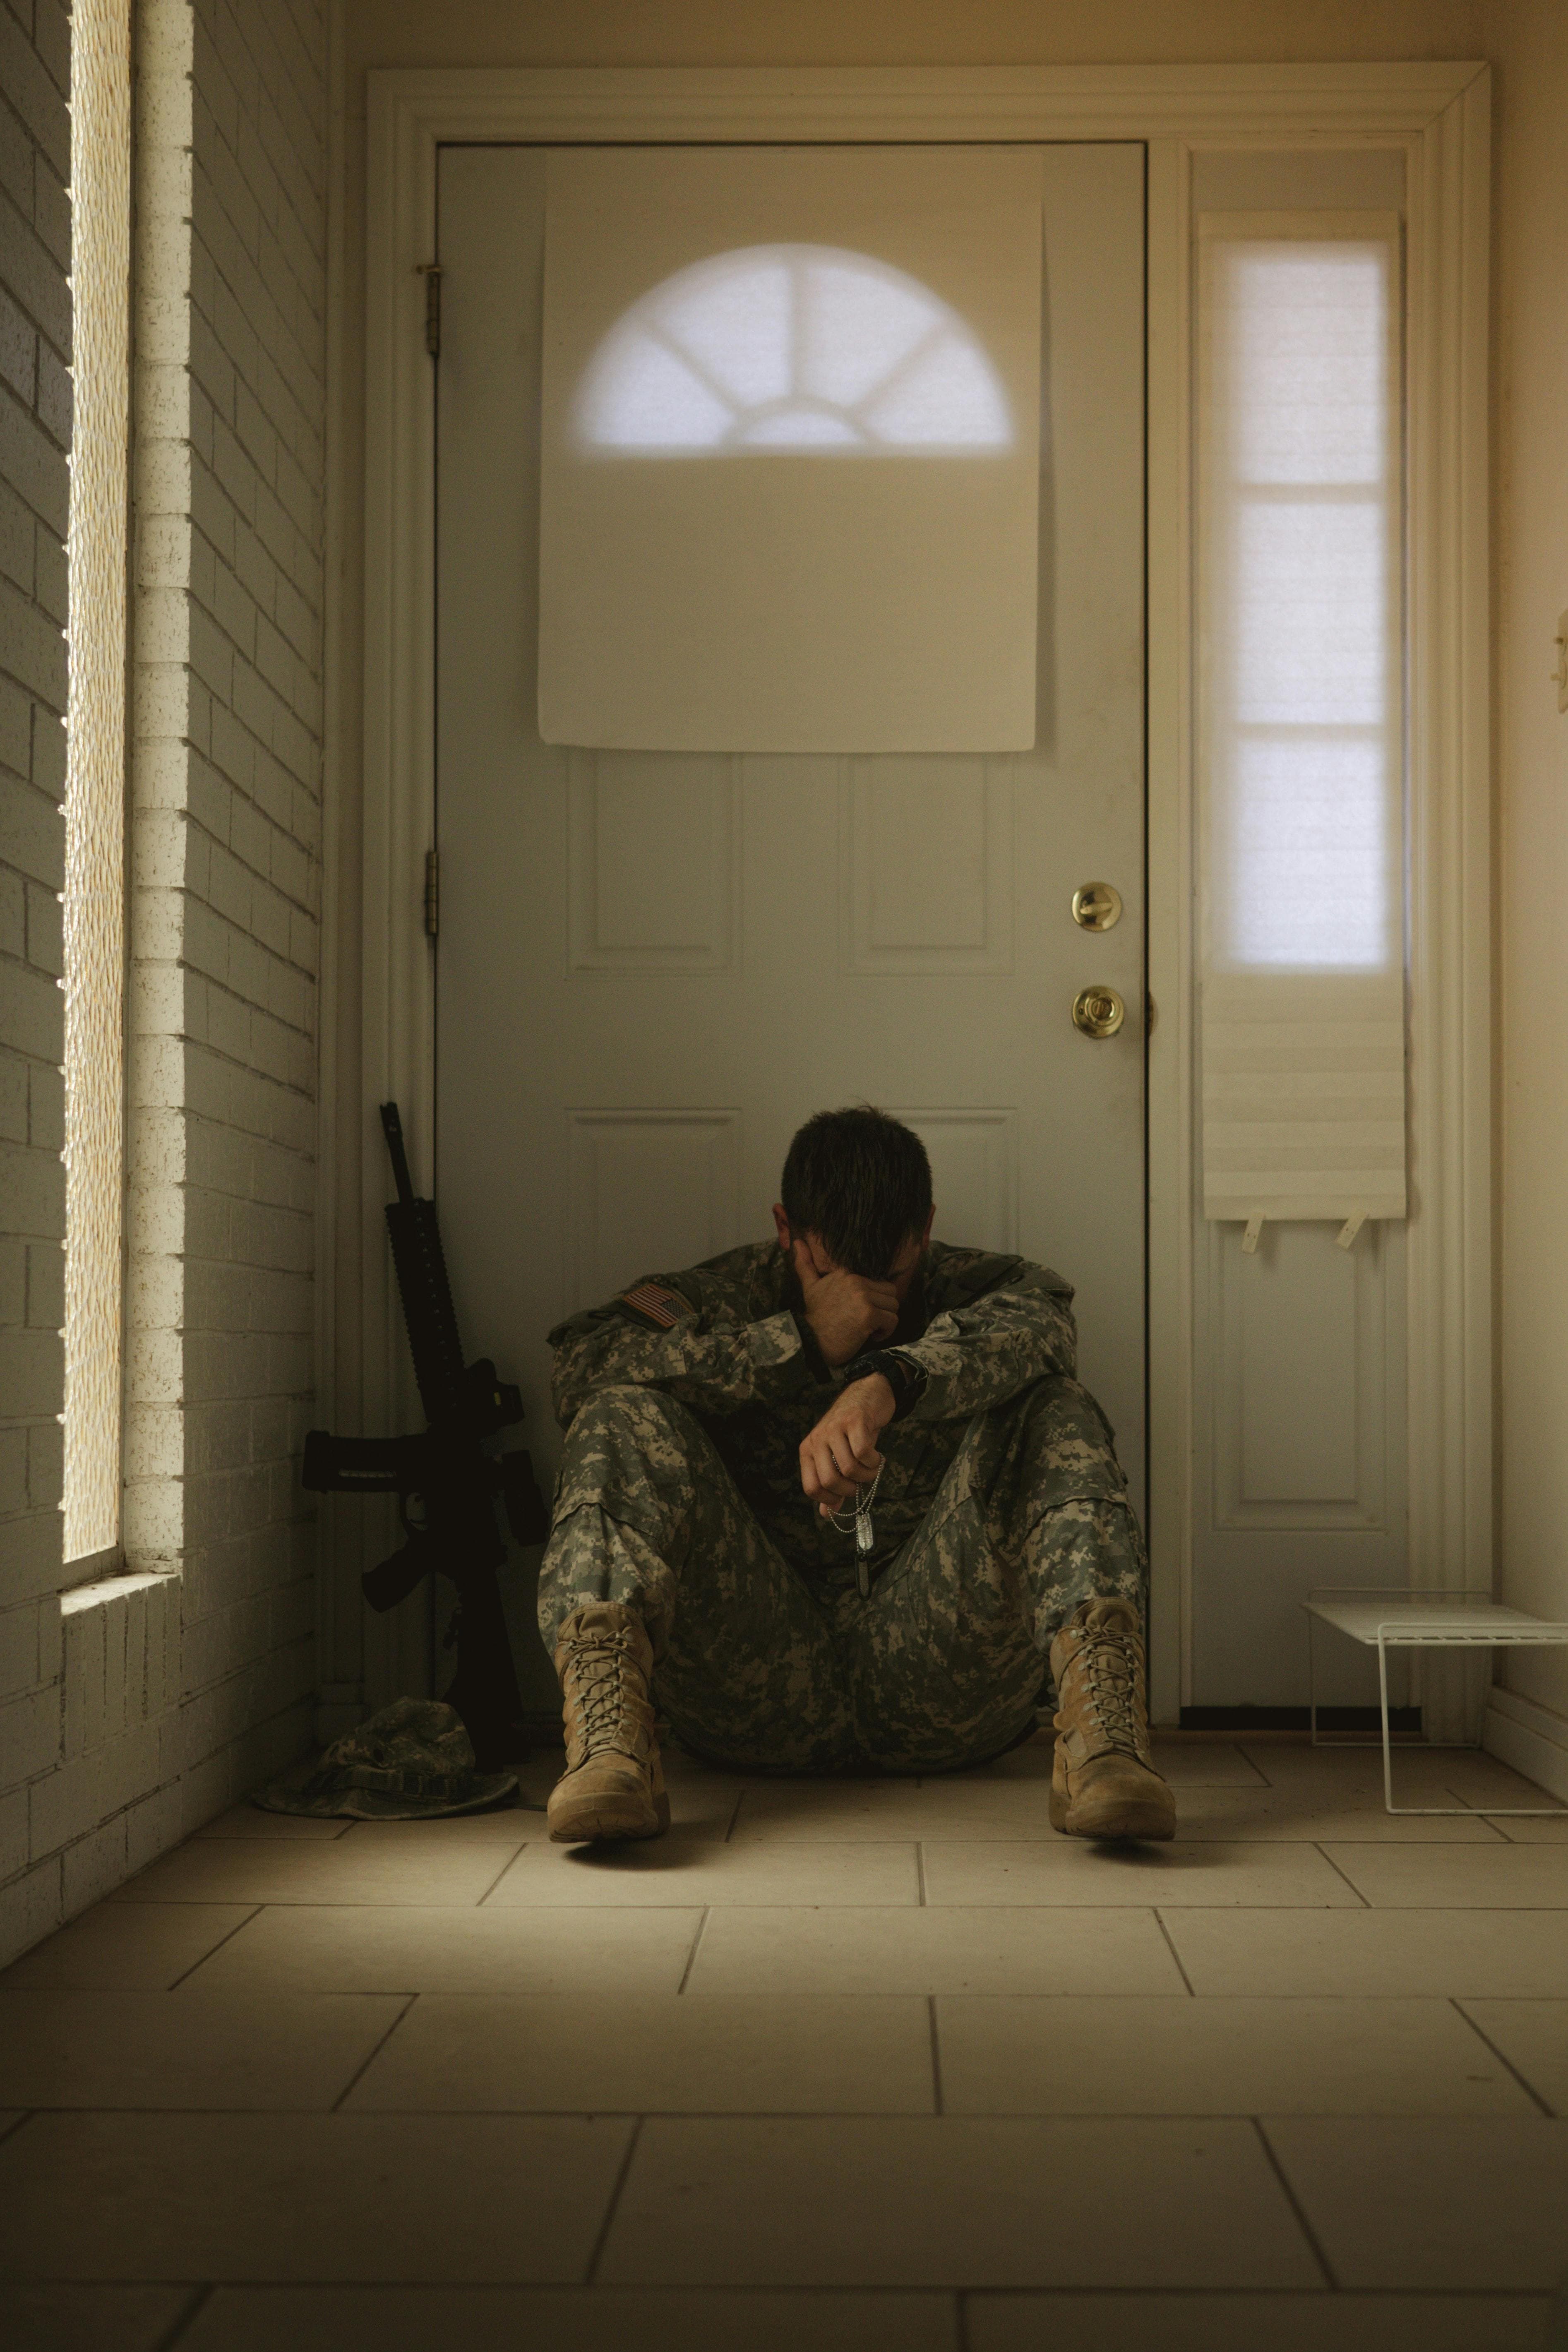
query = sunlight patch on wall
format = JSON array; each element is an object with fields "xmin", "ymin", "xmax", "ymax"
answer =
[
  {"xmin": 576, "ymin": 244, "xmax": 1013, "ymax": 456},
  {"xmin": 540, "ymin": 147, "xmax": 1042, "ymax": 752},
  {"xmin": 62, "ymin": 0, "xmax": 131, "ymax": 1564}
]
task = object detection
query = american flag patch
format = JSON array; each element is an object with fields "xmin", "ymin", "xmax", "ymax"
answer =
[{"xmin": 620, "ymin": 1282, "xmax": 691, "ymax": 1330}]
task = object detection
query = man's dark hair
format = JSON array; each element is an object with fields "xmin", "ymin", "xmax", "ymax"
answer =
[{"xmin": 779, "ymin": 1106, "xmax": 933, "ymax": 1279}]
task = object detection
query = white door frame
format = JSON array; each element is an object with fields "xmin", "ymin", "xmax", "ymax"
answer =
[{"xmin": 344, "ymin": 62, "xmax": 1490, "ymax": 1723}]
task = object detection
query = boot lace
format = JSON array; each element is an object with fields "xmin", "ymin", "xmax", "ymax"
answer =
[
  {"xmin": 566, "ymin": 1636, "xmax": 640, "ymax": 1755},
  {"xmin": 1071, "ymin": 1622, "xmax": 1147, "ymax": 1756}
]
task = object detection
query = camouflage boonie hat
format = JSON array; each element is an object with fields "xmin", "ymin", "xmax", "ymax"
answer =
[{"xmin": 252, "ymin": 1696, "xmax": 519, "ymax": 1820}]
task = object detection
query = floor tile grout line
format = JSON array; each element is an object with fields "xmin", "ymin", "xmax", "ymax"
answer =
[
  {"xmin": 1448, "ymin": 1787, "xmax": 1503, "ymax": 1836},
  {"xmin": 676, "ymin": 1906, "xmax": 711, "ymax": 1995},
  {"xmin": 1233, "ymin": 1744, "xmax": 1278, "ymax": 1789},
  {"xmin": 1312, "ymin": 1846, "xmax": 1372, "ymax": 1907},
  {"xmin": 954, "ymin": 2284, "xmax": 974, "ymax": 2352},
  {"xmin": 1153, "ymin": 1909, "xmax": 1196, "ymax": 1994},
  {"xmin": 21, "ymin": 2275, "xmax": 1433, "ymax": 2300},
  {"xmin": 724, "ymin": 1790, "xmax": 745, "ymax": 1844},
  {"xmin": 961, "ymin": 2287, "xmax": 1556, "ymax": 2306},
  {"xmin": 16, "ymin": 2277, "xmax": 1560, "ymax": 2302},
  {"xmin": 194, "ymin": 1826, "xmax": 353, "ymax": 1843},
  {"xmin": 7, "ymin": 2101, "xmax": 1563, "ymax": 2121},
  {"xmin": 330, "ymin": 1992, "xmax": 420, "ymax": 2112},
  {"xmin": 1252, "ymin": 2116, "xmax": 1340, "ymax": 2290},
  {"xmin": 1448, "ymin": 1996, "xmax": 1557, "ymax": 2117},
  {"xmin": 928, "ymin": 1993, "xmax": 944, "ymax": 2114},
  {"xmin": 154, "ymin": 2282, "xmax": 213, "ymax": 2351},
  {"xmin": 65, "ymin": 1891, "xmax": 1568, "ymax": 1928},
  {"xmin": 584, "ymin": 2112, "xmax": 643, "ymax": 2285},
  {"xmin": 165, "ymin": 1906, "xmax": 267, "ymax": 1989},
  {"xmin": 471, "ymin": 1846, "xmax": 533, "ymax": 1909},
  {"xmin": 917, "ymin": 1842, "xmax": 929, "ymax": 1906},
  {"xmin": 0, "ymin": 2108, "xmax": 33, "ymax": 2146}
]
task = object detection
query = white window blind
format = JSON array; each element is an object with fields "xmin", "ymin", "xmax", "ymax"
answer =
[
  {"xmin": 538, "ymin": 148, "xmax": 1042, "ymax": 754},
  {"xmin": 1197, "ymin": 214, "xmax": 1407, "ymax": 1229}
]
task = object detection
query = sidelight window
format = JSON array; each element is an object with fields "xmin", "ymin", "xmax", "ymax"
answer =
[{"xmin": 1197, "ymin": 213, "xmax": 1407, "ymax": 1233}]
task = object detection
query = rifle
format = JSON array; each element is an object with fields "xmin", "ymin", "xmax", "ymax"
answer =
[{"xmin": 302, "ymin": 1103, "xmax": 550, "ymax": 1768}]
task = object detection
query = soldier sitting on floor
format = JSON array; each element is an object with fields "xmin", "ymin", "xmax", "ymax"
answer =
[{"xmin": 537, "ymin": 1104, "xmax": 1175, "ymax": 1845}]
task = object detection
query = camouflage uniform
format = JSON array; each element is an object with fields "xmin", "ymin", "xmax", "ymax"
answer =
[{"xmin": 539, "ymin": 1241, "xmax": 1144, "ymax": 1775}]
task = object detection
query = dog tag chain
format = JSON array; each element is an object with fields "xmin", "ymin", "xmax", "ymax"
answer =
[{"xmin": 827, "ymin": 1465, "xmax": 884, "ymax": 1599}]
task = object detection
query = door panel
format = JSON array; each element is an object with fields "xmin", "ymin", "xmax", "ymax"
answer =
[
  {"xmin": 1191, "ymin": 1216, "xmax": 1410, "ymax": 1708},
  {"xmin": 433, "ymin": 144, "xmax": 1146, "ymax": 1701}
]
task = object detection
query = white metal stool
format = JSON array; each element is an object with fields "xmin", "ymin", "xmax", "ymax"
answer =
[{"xmin": 1302, "ymin": 1586, "xmax": 1568, "ymax": 1815}]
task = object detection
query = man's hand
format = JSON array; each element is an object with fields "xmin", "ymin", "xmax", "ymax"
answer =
[
  {"xmin": 799, "ymin": 1374, "xmax": 897, "ymax": 1516},
  {"xmin": 793, "ymin": 1237, "xmax": 899, "ymax": 1367}
]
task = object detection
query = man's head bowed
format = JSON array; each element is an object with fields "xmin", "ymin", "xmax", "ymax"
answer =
[{"xmin": 778, "ymin": 1106, "xmax": 934, "ymax": 1282}]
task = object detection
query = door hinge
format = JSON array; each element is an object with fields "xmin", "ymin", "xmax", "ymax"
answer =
[
  {"xmin": 417, "ymin": 263, "xmax": 442, "ymax": 359},
  {"xmin": 424, "ymin": 848, "xmax": 439, "ymax": 941}
]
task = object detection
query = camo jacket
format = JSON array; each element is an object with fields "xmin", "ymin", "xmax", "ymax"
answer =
[{"xmin": 546, "ymin": 1241, "xmax": 1082, "ymax": 1582}]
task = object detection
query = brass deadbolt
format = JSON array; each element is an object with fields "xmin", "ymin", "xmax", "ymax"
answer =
[
  {"xmin": 1072, "ymin": 881, "xmax": 1123, "ymax": 932},
  {"xmin": 1073, "ymin": 985, "xmax": 1126, "ymax": 1038}
]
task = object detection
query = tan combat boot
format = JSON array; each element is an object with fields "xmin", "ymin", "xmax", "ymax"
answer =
[
  {"xmin": 1049, "ymin": 1597, "xmax": 1175, "ymax": 1841},
  {"xmin": 547, "ymin": 1601, "xmax": 670, "ymax": 1844}
]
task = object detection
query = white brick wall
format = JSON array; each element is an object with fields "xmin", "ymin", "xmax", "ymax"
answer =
[
  {"xmin": 0, "ymin": 0, "xmax": 74, "ymax": 1964},
  {"xmin": 0, "ymin": 0, "xmax": 329, "ymax": 1967},
  {"xmin": 126, "ymin": 0, "xmax": 327, "ymax": 1828}
]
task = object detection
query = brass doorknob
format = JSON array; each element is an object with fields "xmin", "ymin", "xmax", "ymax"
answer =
[
  {"xmin": 1073, "ymin": 985, "xmax": 1126, "ymax": 1038},
  {"xmin": 1072, "ymin": 882, "xmax": 1123, "ymax": 932}
]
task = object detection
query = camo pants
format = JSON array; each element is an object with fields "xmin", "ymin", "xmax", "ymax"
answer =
[{"xmin": 538, "ymin": 1377, "xmax": 1146, "ymax": 1775}]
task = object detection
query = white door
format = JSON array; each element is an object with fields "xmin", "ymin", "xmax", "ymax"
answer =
[{"xmin": 433, "ymin": 144, "xmax": 1146, "ymax": 1710}]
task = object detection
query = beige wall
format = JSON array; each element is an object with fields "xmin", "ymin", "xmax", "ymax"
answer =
[
  {"xmin": 340, "ymin": 0, "xmax": 1488, "ymax": 71},
  {"xmin": 1490, "ymin": 0, "xmax": 1568, "ymax": 1723},
  {"xmin": 326, "ymin": 1, "xmax": 1566, "ymax": 1733}
]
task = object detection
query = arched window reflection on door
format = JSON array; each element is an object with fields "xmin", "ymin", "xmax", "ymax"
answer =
[{"xmin": 576, "ymin": 244, "xmax": 1013, "ymax": 455}]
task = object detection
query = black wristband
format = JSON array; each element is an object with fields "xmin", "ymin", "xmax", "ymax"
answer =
[{"xmin": 842, "ymin": 1350, "xmax": 927, "ymax": 1421}]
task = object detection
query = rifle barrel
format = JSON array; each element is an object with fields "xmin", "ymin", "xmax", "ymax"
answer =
[{"xmin": 380, "ymin": 1100, "xmax": 417, "ymax": 1209}]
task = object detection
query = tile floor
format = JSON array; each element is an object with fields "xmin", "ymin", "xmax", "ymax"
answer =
[{"xmin": 2, "ymin": 1732, "xmax": 1567, "ymax": 2351}]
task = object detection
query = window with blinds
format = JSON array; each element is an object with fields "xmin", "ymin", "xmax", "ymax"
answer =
[{"xmin": 1197, "ymin": 213, "xmax": 1407, "ymax": 1231}]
